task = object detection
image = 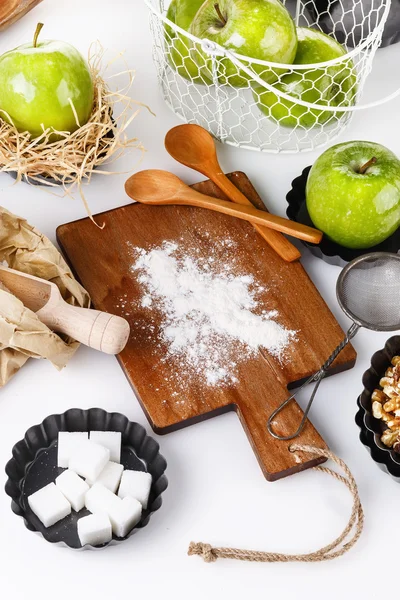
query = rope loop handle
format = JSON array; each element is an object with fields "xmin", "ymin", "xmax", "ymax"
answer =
[{"xmin": 188, "ymin": 445, "xmax": 364, "ymax": 564}]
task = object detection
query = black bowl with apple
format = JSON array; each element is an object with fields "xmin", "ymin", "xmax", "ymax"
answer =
[
  {"xmin": 0, "ymin": 23, "xmax": 113, "ymax": 187},
  {"xmin": 286, "ymin": 142, "xmax": 400, "ymax": 266}
]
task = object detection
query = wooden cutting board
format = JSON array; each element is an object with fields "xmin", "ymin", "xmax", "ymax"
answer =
[
  {"xmin": 0, "ymin": 0, "xmax": 42, "ymax": 30},
  {"xmin": 57, "ymin": 172, "xmax": 356, "ymax": 481}
]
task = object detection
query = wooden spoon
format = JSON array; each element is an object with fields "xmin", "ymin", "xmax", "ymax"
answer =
[
  {"xmin": 0, "ymin": 266, "xmax": 130, "ymax": 355},
  {"xmin": 125, "ymin": 170, "xmax": 322, "ymax": 244},
  {"xmin": 165, "ymin": 124, "xmax": 301, "ymax": 262}
]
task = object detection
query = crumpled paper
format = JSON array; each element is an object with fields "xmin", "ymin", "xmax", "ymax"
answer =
[{"xmin": 0, "ymin": 206, "xmax": 90, "ymax": 387}]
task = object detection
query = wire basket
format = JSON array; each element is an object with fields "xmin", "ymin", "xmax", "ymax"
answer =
[{"xmin": 145, "ymin": 0, "xmax": 393, "ymax": 153}]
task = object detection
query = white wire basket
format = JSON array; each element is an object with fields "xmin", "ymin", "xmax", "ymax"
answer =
[{"xmin": 145, "ymin": 0, "xmax": 396, "ymax": 153}]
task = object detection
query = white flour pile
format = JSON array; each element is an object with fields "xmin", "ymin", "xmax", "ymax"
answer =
[{"xmin": 129, "ymin": 241, "xmax": 296, "ymax": 388}]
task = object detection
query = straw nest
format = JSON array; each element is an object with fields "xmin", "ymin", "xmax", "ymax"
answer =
[{"xmin": 0, "ymin": 44, "xmax": 148, "ymax": 217}]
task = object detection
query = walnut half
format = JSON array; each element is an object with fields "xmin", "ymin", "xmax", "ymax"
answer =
[{"xmin": 381, "ymin": 429, "xmax": 399, "ymax": 448}]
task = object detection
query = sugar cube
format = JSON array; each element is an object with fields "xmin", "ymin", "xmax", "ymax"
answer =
[
  {"xmin": 28, "ymin": 483, "xmax": 71, "ymax": 528},
  {"xmin": 85, "ymin": 483, "xmax": 121, "ymax": 516},
  {"xmin": 77, "ymin": 512, "xmax": 112, "ymax": 547},
  {"xmin": 90, "ymin": 431, "xmax": 121, "ymax": 463},
  {"xmin": 108, "ymin": 496, "xmax": 142, "ymax": 538},
  {"xmin": 69, "ymin": 441, "xmax": 110, "ymax": 482},
  {"xmin": 57, "ymin": 432, "xmax": 88, "ymax": 468},
  {"xmin": 88, "ymin": 461, "xmax": 124, "ymax": 493},
  {"xmin": 118, "ymin": 470, "xmax": 152, "ymax": 509},
  {"xmin": 55, "ymin": 469, "xmax": 89, "ymax": 512}
]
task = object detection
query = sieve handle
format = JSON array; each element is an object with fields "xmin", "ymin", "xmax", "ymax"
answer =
[
  {"xmin": 267, "ymin": 323, "xmax": 360, "ymax": 441},
  {"xmin": 319, "ymin": 322, "xmax": 360, "ymax": 373}
]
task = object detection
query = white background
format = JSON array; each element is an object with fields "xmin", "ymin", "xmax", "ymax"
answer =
[{"xmin": 0, "ymin": 1, "xmax": 399, "ymax": 598}]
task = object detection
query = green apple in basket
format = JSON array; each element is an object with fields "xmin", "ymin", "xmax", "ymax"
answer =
[
  {"xmin": 306, "ymin": 141, "xmax": 400, "ymax": 249},
  {"xmin": 252, "ymin": 27, "xmax": 356, "ymax": 127},
  {"xmin": 0, "ymin": 23, "xmax": 94, "ymax": 139},
  {"xmin": 165, "ymin": 0, "xmax": 212, "ymax": 84},
  {"xmin": 190, "ymin": 0, "xmax": 298, "ymax": 88}
]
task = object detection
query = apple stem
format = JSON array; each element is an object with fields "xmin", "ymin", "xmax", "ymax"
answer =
[
  {"xmin": 359, "ymin": 157, "xmax": 377, "ymax": 174},
  {"xmin": 33, "ymin": 23, "xmax": 44, "ymax": 48},
  {"xmin": 214, "ymin": 3, "xmax": 227, "ymax": 26}
]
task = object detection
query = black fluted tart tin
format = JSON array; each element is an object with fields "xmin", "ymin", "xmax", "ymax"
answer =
[
  {"xmin": 286, "ymin": 166, "xmax": 400, "ymax": 267},
  {"xmin": 5, "ymin": 408, "xmax": 168, "ymax": 549},
  {"xmin": 355, "ymin": 336, "xmax": 400, "ymax": 481}
]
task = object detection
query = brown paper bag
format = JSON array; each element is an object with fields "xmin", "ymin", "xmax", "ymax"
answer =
[{"xmin": 0, "ymin": 206, "xmax": 90, "ymax": 387}]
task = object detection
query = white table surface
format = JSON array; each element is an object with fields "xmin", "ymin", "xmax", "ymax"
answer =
[{"xmin": 0, "ymin": 1, "xmax": 399, "ymax": 598}]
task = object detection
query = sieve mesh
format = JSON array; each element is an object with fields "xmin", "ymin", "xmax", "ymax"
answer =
[{"xmin": 337, "ymin": 253, "xmax": 400, "ymax": 331}]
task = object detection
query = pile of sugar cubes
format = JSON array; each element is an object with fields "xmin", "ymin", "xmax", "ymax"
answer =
[{"xmin": 27, "ymin": 431, "xmax": 152, "ymax": 547}]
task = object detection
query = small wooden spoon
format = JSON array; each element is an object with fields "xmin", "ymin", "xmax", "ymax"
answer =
[
  {"xmin": 125, "ymin": 170, "xmax": 322, "ymax": 244},
  {"xmin": 165, "ymin": 124, "xmax": 301, "ymax": 262},
  {"xmin": 0, "ymin": 266, "xmax": 130, "ymax": 355}
]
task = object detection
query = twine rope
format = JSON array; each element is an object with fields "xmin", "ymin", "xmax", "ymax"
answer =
[{"xmin": 188, "ymin": 445, "xmax": 364, "ymax": 564}]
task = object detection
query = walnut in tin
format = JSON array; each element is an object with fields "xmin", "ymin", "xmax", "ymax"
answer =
[{"xmin": 372, "ymin": 356, "xmax": 400, "ymax": 451}]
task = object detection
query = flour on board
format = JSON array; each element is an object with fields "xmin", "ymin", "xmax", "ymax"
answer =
[{"xmin": 126, "ymin": 240, "xmax": 297, "ymax": 388}]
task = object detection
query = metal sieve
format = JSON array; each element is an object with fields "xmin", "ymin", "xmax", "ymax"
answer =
[{"xmin": 267, "ymin": 252, "xmax": 400, "ymax": 441}]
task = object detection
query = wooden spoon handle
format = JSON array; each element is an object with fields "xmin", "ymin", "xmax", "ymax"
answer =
[
  {"xmin": 210, "ymin": 171, "xmax": 301, "ymax": 262},
  {"xmin": 37, "ymin": 302, "xmax": 130, "ymax": 355},
  {"xmin": 173, "ymin": 189, "xmax": 322, "ymax": 244}
]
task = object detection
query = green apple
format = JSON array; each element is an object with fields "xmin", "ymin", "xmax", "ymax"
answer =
[
  {"xmin": 306, "ymin": 141, "xmax": 400, "ymax": 249},
  {"xmin": 0, "ymin": 23, "xmax": 94, "ymax": 139},
  {"xmin": 253, "ymin": 28, "xmax": 356, "ymax": 128},
  {"xmin": 166, "ymin": 0, "xmax": 211, "ymax": 84},
  {"xmin": 190, "ymin": 0, "xmax": 297, "ymax": 88}
]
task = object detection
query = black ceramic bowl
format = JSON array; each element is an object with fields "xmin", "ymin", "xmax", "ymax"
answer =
[
  {"xmin": 286, "ymin": 167, "xmax": 400, "ymax": 267},
  {"xmin": 5, "ymin": 408, "xmax": 168, "ymax": 549},
  {"xmin": 356, "ymin": 336, "xmax": 400, "ymax": 480},
  {"xmin": 6, "ymin": 121, "xmax": 114, "ymax": 186},
  {"xmin": 7, "ymin": 171, "xmax": 75, "ymax": 186}
]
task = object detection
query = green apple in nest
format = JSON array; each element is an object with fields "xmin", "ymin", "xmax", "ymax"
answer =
[
  {"xmin": 306, "ymin": 141, "xmax": 400, "ymax": 249},
  {"xmin": 0, "ymin": 23, "xmax": 94, "ymax": 139},
  {"xmin": 253, "ymin": 27, "xmax": 356, "ymax": 127},
  {"xmin": 166, "ymin": 0, "xmax": 212, "ymax": 84},
  {"xmin": 190, "ymin": 0, "xmax": 297, "ymax": 88}
]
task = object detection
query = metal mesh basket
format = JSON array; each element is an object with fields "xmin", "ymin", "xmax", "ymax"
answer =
[{"xmin": 145, "ymin": 0, "xmax": 392, "ymax": 153}]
